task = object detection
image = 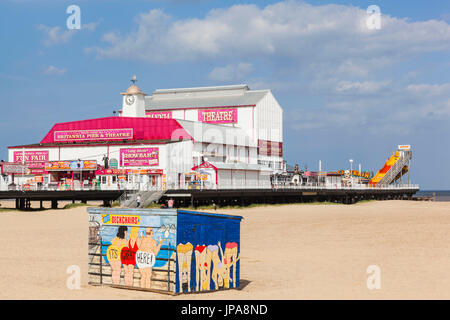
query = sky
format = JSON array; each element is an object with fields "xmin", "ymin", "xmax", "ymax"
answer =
[{"xmin": 1, "ymin": 0, "xmax": 450, "ymax": 189}]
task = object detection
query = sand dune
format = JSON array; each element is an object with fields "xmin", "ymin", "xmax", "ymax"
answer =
[{"xmin": 0, "ymin": 200, "xmax": 449, "ymax": 300}]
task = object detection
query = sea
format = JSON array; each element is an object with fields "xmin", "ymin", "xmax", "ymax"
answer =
[{"xmin": 415, "ymin": 190, "xmax": 450, "ymax": 202}]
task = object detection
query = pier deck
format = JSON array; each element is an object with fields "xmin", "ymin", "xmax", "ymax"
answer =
[
  {"xmin": 0, "ymin": 190, "xmax": 124, "ymax": 209},
  {"xmin": 162, "ymin": 186, "xmax": 419, "ymax": 207},
  {"xmin": 0, "ymin": 186, "xmax": 419, "ymax": 210}
]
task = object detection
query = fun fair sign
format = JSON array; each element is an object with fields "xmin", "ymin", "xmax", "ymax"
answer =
[
  {"xmin": 13, "ymin": 150, "xmax": 49, "ymax": 163},
  {"xmin": 198, "ymin": 108, "xmax": 237, "ymax": 124},
  {"xmin": 120, "ymin": 148, "xmax": 159, "ymax": 167},
  {"xmin": 54, "ymin": 129, "xmax": 134, "ymax": 142}
]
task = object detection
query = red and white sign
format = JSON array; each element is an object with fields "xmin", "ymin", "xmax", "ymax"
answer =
[
  {"xmin": 13, "ymin": 150, "xmax": 49, "ymax": 163},
  {"xmin": 54, "ymin": 129, "xmax": 133, "ymax": 142},
  {"xmin": 146, "ymin": 111, "xmax": 172, "ymax": 119},
  {"xmin": 1, "ymin": 162, "xmax": 27, "ymax": 174},
  {"xmin": 198, "ymin": 108, "xmax": 237, "ymax": 124},
  {"xmin": 27, "ymin": 162, "xmax": 46, "ymax": 169},
  {"xmin": 95, "ymin": 169, "xmax": 163, "ymax": 175},
  {"xmin": 398, "ymin": 145, "xmax": 411, "ymax": 151},
  {"xmin": 29, "ymin": 169, "xmax": 47, "ymax": 175},
  {"xmin": 258, "ymin": 140, "xmax": 283, "ymax": 157},
  {"xmin": 120, "ymin": 148, "xmax": 159, "ymax": 167}
]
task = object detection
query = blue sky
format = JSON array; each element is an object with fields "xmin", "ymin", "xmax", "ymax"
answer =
[{"xmin": 1, "ymin": 0, "xmax": 450, "ymax": 189}]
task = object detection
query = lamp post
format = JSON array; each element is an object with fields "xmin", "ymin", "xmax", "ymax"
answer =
[
  {"xmin": 349, "ymin": 159, "xmax": 354, "ymax": 187},
  {"xmin": 78, "ymin": 158, "xmax": 82, "ymax": 190},
  {"xmin": 22, "ymin": 147, "xmax": 25, "ymax": 191},
  {"xmin": 358, "ymin": 163, "xmax": 361, "ymax": 186}
]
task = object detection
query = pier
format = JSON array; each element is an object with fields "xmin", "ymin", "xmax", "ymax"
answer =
[
  {"xmin": 161, "ymin": 186, "xmax": 419, "ymax": 207},
  {"xmin": 0, "ymin": 185, "xmax": 419, "ymax": 210}
]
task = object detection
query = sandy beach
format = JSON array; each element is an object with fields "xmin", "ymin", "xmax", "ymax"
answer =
[{"xmin": 0, "ymin": 200, "xmax": 449, "ymax": 300}]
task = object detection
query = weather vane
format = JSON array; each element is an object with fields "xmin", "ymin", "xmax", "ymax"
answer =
[{"xmin": 131, "ymin": 75, "xmax": 137, "ymax": 84}]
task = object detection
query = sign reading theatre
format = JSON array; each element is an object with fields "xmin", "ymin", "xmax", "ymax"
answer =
[
  {"xmin": 198, "ymin": 108, "xmax": 237, "ymax": 124},
  {"xmin": 54, "ymin": 129, "xmax": 133, "ymax": 142}
]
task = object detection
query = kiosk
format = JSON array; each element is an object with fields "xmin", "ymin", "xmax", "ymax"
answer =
[{"xmin": 88, "ymin": 207, "xmax": 243, "ymax": 294}]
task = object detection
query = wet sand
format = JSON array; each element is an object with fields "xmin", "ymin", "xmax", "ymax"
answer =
[{"xmin": 0, "ymin": 200, "xmax": 449, "ymax": 299}]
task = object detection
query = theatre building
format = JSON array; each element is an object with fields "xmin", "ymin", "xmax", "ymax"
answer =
[{"xmin": 5, "ymin": 79, "xmax": 284, "ymax": 191}]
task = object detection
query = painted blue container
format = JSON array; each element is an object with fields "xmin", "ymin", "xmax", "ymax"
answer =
[{"xmin": 87, "ymin": 208, "xmax": 243, "ymax": 294}]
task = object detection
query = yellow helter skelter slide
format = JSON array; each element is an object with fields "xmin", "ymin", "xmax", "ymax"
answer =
[{"xmin": 369, "ymin": 145, "xmax": 412, "ymax": 186}]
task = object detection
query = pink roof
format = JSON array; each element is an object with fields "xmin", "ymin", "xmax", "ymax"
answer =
[
  {"xmin": 40, "ymin": 117, "xmax": 192, "ymax": 144},
  {"xmin": 192, "ymin": 161, "xmax": 217, "ymax": 171}
]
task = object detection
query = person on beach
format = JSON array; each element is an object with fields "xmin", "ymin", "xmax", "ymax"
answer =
[
  {"xmin": 136, "ymin": 228, "xmax": 162, "ymax": 289},
  {"xmin": 168, "ymin": 198, "xmax": 174, "ymax": 208},
  {"xmin": 107, "ymin": 226, "xmax": 127, "ymax": 285}
]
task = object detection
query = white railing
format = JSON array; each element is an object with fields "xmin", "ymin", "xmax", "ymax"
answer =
[
  {"xmin": 162, "ymin": 183, "xmax": 420, "ymax": 191},
  {"xmin": 1, "ymin": 182, "xmax": 419, "ymax": 192}
]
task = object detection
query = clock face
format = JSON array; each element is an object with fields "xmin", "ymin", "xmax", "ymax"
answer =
[{"xmin": 126, "ymin": 95, "xmax": 135, "ymax": 105}]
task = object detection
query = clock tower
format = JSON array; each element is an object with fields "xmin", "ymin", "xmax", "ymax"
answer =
[{"xmin": 121, "ymin": 75, "xmax": 146, "ymax": 117}]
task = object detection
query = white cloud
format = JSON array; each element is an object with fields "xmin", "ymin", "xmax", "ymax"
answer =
[
  {"xmin": 88, "ymin": 1, "xmax": 450, "ymax": 136},
  {"xmin": 91, "ymin": 1, "xmax": 450, "ymax": 66},
  {"xmin": 335, "ymin": 81, "xmax": 390, "ymax": 94},
  {"xmin": 208, "ymin": 63, "xmax": 253, "ymax": 82},
  {"xmin": 38, "ymin": 25, "xmax": 76, "ymax": 46},
  {"xmin": 406, "ymin": 83, "xmax": 450, "ymax": 117},
  {"xmin": 407, "ymin": 83, "xmax": 450, "ymax": 96},
  {"xmin": 42, "ymin": 65, "xmax": 67, "ymax": 75},
  {"xmin": 38, "ymin": 20, "xmax": 101, "ymax": 46},
  {"xmin": 83, "ymin": 21, "xmax": 101, "ymax": 31}
]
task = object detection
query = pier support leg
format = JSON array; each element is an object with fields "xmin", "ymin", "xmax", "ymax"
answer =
[
  {"xmin": 40, "ymin": 200, "xmax": 43, "ymax": 209},
  {"xmin": 51, "ymin": 200, "xmax": 58, "ymax": 209},
  {"xmin": 15, "ymin": 198, "xmax": 19, "ymax": 209},
  {"xmin": 103, "ymin": 200, "xmax": 111, "ymax": 207}
]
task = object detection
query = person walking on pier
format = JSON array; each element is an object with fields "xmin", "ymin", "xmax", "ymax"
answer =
[{"xmin": 136, "ymin": 195, "xmax": 142, "ymax": 208}]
